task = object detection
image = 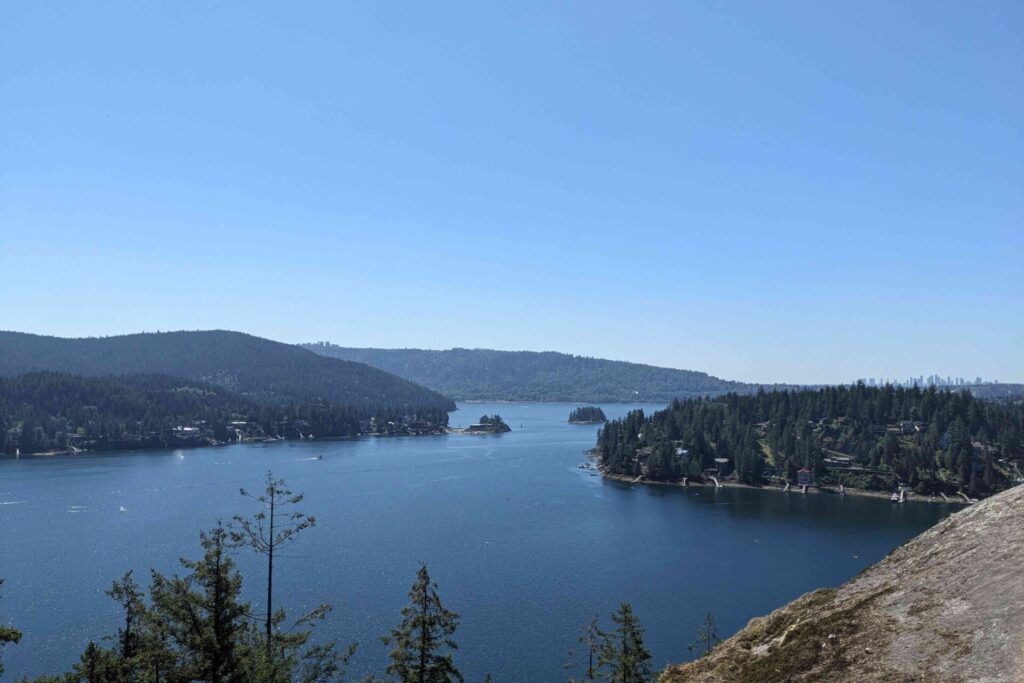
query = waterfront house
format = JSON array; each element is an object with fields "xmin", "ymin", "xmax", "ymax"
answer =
[{"xmin": 797, "ymin": 467, "xmax": 812, "ymax": 487}]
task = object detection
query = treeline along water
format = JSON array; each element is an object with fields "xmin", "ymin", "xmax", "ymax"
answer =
[{"xmin": 0, "ymin": 403, "xmax": 953, "ymax": 680}]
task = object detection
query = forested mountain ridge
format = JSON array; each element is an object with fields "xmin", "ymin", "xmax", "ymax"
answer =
[
  {"xmin": 1, "ymin": 372, "xmax": 450, "ymax": 455},
  {"xmin": 596, "ymin": 384, "xmax": 1024, "ymax": 498},
  {"xmin": 0, "ymin": 331, "xmax": 455, "ymax": 411},
  {"xmin": 302, "ymin": 343, "xmax": 760, "ymax": 402}
]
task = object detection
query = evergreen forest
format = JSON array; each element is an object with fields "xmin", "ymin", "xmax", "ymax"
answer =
[
  {"xmin": 0, "ymin": 373, "xmax": 450, "ymax": 455},
  {"xmin": 595, "ymin": 385, "xmax": 1024, "ymax": 498}
]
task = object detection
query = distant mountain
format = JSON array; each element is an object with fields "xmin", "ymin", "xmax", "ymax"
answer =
[
  {"xmin": 0, "ymin": 331, "xmax": 455, "ymax": 412},
  {"xmin": 302, "ymin": 343, "xmax": 757, "ymax": 402}
]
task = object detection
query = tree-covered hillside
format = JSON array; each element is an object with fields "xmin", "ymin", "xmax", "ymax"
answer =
[
  {"xmin": 596, "ymin": 385, "xmax": 1024, "ymax": 498},
  {"xmin": 0, "ymin": 331, "xmax": 455, "ymax": 412},
  {"xmin": 1, "ymin": 372, "xmax": 450, "ymax": 455},
  {"xmin": 303, "ymin": 343, "xmax": 756, "ymax": 402}
]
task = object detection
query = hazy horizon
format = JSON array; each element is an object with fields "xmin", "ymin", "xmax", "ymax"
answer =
[{"xmin": 3, "ymin": 2, "xmax": 1021, "ymax": 385}]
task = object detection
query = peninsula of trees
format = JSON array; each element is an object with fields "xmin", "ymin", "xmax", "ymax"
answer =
[
  {"xmin": 0, "ymin": 330, "xmax": 460, "ymax": 456},
  {"xmin": 0, "ymin": 372, "xmax": 450, "ymax": 455},
  {"xmin": 303, "ymin": 343, "xmax": 759, "ymax": 402},
  {"xmin": 569, "ymin": 406, "xmax": 607, "ymax": 424},
  {"xmin": 595, "ymin": 385, "xmax": 1024, "ymax": 499}
]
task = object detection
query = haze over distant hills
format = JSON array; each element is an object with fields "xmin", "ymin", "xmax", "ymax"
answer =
[
  {"xmin": 304, "ymin": 343, "xmax": 1024, "ymax": 404},
  {"xmin": 302, "ymin": 343, "xmax": 766, "ymax": 402},
  {"xmin": 0, "ymin": 331, "xmax": 455, "ymax": 411}
]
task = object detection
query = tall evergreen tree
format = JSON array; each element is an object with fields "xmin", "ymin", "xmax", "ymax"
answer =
[
  {"xmin": 231, "ymin": 471, "xmax": 316, "ymax": 665},
  {"xmin": 567, "ymin": 614, "xmax": 603, "ymax": 682},
  {"xmin": 383, "ymin": 564, "xmax": 462, "ymax": 683},
  {"xmin": 150, "ymin": 523, "xmax": 251, "ymax": 683},
  {"xmin": 71, "ymin": 641, "xmax": 119, "ymax": 683},
  {"xmin": 688, "ymin": 612, "xmax": 720, "ymax": 657},
  {"xmin": 98, "ymin": 570, "xmax": 150, "ymax": 681},
  {"xmin": 108, "ymin": 571, "xmax": 145, "ymax": 661},
  {"xmin": 598, "ymin": 603, "xmax": 651, "ymax": 683}
]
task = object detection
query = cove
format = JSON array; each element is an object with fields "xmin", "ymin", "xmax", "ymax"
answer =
[{"xmin": 0, "ymin": 403, "xmax": 954, "ymax": 681}]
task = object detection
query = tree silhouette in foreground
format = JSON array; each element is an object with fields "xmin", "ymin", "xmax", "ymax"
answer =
[
  {"xmin": 571, "ymin": 604, "xmax": 651, "ymax": 682},
  {"xmin": 688, "ymin": 612, "xmax": 720, "ymax": 657},
  {"xmin": 383, "ymin": 564, "xmax": 463, "ymax": 683},
  {"xmin": 150, "ymin": 523, "xmax": 250, "ymax": 682},
  {"xmin": 0, "ymin": 579, "xmax": 22, "ymax": 677},
  {"xmin": 21, "ymin": 474, "xmax": 351, "ymax": 683},
  {"xmin": 565, "ymin": 613, "xmax": 605, "ymax": 682},
  {"xmin": 231, "ymin": 470, "xmax": 317, "ymax": 667},
  {"xmin": 597, "ymin": 603, "xmax": 651, "ymax": 683}
]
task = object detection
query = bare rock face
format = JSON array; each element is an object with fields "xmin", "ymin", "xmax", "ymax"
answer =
[{"xmin": 660, "ymin": 485, "xmax": 1024, "ymax": 683}]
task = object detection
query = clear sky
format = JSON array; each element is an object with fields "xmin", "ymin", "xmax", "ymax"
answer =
[{"xmin": 2, "ymin": 2, "xmax": 1021, "ymax": 384}]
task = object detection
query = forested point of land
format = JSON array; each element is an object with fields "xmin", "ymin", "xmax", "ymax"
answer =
[
  {"xmin": 0, "ymin": 372, "xmax": 450, "ymax": 455},
  {"xmin": 569, "ymin": 406, "xmax": 607, "ymax": 423},
  {"xmin": 595, "ymin": 385, "xmax": 1024, "ymax": 498}
]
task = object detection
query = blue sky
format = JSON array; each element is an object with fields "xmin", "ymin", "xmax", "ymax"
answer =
[{"xmin": 2, "ymin": 1, "xmax": 1021, "ymax": 384}]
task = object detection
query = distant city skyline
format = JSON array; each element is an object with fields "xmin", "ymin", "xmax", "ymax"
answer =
[
  {"xmin": 2, "ymin": 2, "xmax": 1021, "ymax": 385},
  {"xmin": 856, "ymin": 375, "xmax": 1009, "ymax": 388}
]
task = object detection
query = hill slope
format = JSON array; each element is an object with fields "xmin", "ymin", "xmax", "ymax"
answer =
[
  {"xmin": 660, "ymin": 484, "xmax": 1024, "ymax": 682},
  {"xmin": 302, "ymin": 343, "xmax": 754, "ymax": 402},
  {"xmin": 1, "ymin": 372, "xmax": 449, "ymax": 454},
  {"xmin": 0, "ymin": 331, "xmax": 455, "ymax": 411}
]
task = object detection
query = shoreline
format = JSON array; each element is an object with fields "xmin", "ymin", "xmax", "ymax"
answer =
[
  {"xmin": 457, "ymin": 399, "xmax": 668, "ymax": 405},
  {"xmin": 2, "ymin": 433, "xmax": 973, "ymax": 508},
  {"xmin": 1, "ymin": 430, "xmax": 456, "ymax": 460},
  {"xmin": 596, "ymin": 467, "xmax": 968, "ymax": 505},
  {"xmin": 446, "ymin": 428, "xmax": 510, "ymax": 435},
  {"xmin": 3, "ymin": 425, "xmax": 527, "ymax": 461}
]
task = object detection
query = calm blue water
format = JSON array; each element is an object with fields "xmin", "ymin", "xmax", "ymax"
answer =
[{"xmin": 1, "ymin": 403, "xmax": 954, "ymax": 681}]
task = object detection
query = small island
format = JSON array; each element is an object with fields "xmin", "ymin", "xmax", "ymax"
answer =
[
  {"xmin": 569, "ymin": 406, "xmax": 607, "ymax": 424},
  {"xmin": 454, "ymin": 414, "xmax": 512, "ymax": 434}
]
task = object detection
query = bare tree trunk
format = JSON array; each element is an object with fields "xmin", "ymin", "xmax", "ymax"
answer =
[{"xmin": 266, "ymin": 489, "xmax": 275, "ymax": 658}]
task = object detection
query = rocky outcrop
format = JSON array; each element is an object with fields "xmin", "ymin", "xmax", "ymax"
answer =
[{"xmin": 660, "ymin": 485, "xmax": 1024, "ymax": 683}]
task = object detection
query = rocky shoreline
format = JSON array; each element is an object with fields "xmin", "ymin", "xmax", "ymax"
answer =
[{"xmin": 659, "ymin": 484, "xmax": 1024, "ymax": 682}]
